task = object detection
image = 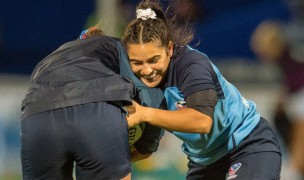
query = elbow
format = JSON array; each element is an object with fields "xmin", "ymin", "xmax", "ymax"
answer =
[
  {"xmin": 204, "ymin": 123, "xmax": 212, "ymax": 134},
  {"xmin": 197, "ymin": 116, "xmax": 212, "ymax": 134}
]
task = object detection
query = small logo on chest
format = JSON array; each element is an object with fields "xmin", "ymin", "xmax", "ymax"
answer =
[
  {"xmin": 175, "ymin": 100, "xmax": 187, "ymax": 110},
  {"xmin": 227, "ymin": 163, "xmax": 242, "ymax": 179}
]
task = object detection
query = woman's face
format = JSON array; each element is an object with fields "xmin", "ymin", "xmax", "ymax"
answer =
[{"xmin": 127, "ymin": 41, "xmax": 173, "ymax": 88}]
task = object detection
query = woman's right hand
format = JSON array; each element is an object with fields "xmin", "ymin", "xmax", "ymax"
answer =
[{"xmin": 124, "ymin": 100, "xmax": 146, "ymax": 128}]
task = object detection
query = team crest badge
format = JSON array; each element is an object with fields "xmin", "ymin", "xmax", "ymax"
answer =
[
  {"xmin": 227, "ymin": 163, "xmax": 242, "ymax": 179},
  {"xmin": 175, "ymin": 100, "xmax": 187, "ymax": 110}
]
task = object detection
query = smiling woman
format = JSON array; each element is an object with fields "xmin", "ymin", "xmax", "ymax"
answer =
[
  {"xmin": 122, "ymin": 0, "xmax": 282, "ymax": 179},
  {"xmin": 128, "ymin": 41, "xmax": 172, "ymax": 88}
]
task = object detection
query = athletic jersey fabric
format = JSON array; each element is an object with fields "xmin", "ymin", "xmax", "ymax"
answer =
[
  {"xmin": 21, "ymin": 36, "xmax": 135, "ymax": 120},
  {"xmin": 164, "ymin": 45, "xmax": 261, "ymax": 165},
  {"xmin": 21, "ymin": 35, "xmax": 164, "ymax": 154}
]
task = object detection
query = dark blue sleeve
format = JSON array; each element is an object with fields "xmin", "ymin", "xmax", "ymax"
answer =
[
  {"xmin": 134, "ymin": 123, "xmax": 165, "ymax": 154},
  {"xmin": 178, "ymin": 51, "xmax": 216, "ymax": 99}
]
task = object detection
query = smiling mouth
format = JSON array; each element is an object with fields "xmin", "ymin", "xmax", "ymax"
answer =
[{"xmin": 142, "ymin": 71, "xmax": 157, "ymax": 80}]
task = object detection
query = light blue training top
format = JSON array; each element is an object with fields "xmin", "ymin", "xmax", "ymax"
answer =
[{"xmin": 163, "ymin": 46, "xmax": 260, "ymax": 165}]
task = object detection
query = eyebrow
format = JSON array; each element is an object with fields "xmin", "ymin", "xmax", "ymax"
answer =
[{"xmin": 129, "ymin": 55, "xmax": 161, "ymax": 62}]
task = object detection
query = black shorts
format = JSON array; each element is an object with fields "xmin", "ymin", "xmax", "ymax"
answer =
[
  {"xmin": 21, "ymin": 102, "xmax": 131, "ymax": 180},
  {"xmin": 186, "ymin": 118, "xmax": 282, "ymax": 180}
]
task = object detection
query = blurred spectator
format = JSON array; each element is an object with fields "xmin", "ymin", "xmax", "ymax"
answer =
[{"xmin": 250, "ymin": 20, "xmax": 304, "ymax": 179}]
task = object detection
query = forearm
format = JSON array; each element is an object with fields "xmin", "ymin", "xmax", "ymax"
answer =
[{"xmin": 142, "ymin": 107, "xmax": 212, "ymax": 134}]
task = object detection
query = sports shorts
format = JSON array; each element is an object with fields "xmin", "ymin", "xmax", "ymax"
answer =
[{"xmin": 21, "ymin": 101, "xmax": 131, "ymax": 180}]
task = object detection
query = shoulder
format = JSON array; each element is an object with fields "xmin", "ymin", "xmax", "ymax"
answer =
[
  {"xmin": 171, "ymin": 46, "xmax": 213, "ymax": 73},
  {"xmin": 74, "ymin": 36, "xmax": 122, "ymax": 56},
  {"xmin": 74, "ymin": 35, "xmax": 122, "ymax": 48},
  {"xmin": 173, "ymin": 46, "xmax": 210, "ymax": 64}
]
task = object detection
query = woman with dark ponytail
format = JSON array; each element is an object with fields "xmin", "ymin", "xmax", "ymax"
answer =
[{"xmin": 123, "ymin": 0, "xmax": 282, "ymax": 179}]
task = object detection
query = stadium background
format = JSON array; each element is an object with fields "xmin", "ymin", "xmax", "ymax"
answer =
[{"xmin": 0, "ymin": 0, "xmax": 295, "ymax": 179}]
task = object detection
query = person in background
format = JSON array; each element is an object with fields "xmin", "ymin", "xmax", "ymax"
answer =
[
  {"xmin": 122, "ymin": 0, "xmax": 282, "ymax": 179},
  {"xmin": 251, "ymin": 20, "xmax": 304, "ymax": 179},
  {"xmin": 20, "ymin": 27, "xmax": 163, "ymax": 180}
]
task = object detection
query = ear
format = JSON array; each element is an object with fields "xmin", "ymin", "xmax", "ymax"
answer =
[{"xmin": 167, "ymin": 41, "xmax": 174, "ymax": 57}]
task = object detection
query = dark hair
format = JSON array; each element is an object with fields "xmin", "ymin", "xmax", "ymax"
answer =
[
  {"xmin": 85, "ymin": 27, "xmax": 103, "ymax": 37},
  {"xmin": 122, "ymin": 0, "xmax": 193, "ymax": 47},
  {"xmin": 79, "ymin": 26, "xmax": 104, "ymax": 39}
]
